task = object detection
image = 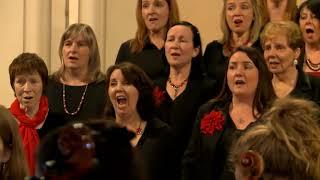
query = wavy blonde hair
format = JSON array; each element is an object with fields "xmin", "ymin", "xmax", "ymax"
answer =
[
  {"xmin": 260, "ymin": 21, "xmax": 303, "ymax": 50},
  {"xmin": 130, "ymin": 0, "xmax": 180, "ymax": 54}
]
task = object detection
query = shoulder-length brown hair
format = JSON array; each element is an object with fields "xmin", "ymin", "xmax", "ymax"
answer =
[
  {"xmin": 104, "ymin": 62, "xmax": 155, "ymax": 121},
  {"xmin": 215, "ymin": 46, "xmax": 275, "ymax": 118},
  {"xmin": 220, "ymin": 0, "xmax": 263, "ymax": 47},
  {"xmin": 0, "ymin": 105, "xmax": 29, "ymax": 179},
  {"xmin": 130, "ymin": 0, "xmax": 180, "ymax": 54},
  {"xmin": 52, "ymin": 23, "xmax": 103, "ymax": 83}
]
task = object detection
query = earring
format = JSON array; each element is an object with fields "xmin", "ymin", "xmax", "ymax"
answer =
[
  {"xmin": 0, "ymin": 162, "xmax": 7, "ymax": 174},
  {"xmin": 293, "ymin": 59, "xmax": 298, "ymax": 66}
]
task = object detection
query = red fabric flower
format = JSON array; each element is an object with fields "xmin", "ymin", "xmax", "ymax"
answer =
[
  {"xmin": 200, "ymin": 110, "xmax": 225, "ymax": 135},
  {"xmin": 153, "ymin": 86, "xmax": 165, "ymax": 106}
]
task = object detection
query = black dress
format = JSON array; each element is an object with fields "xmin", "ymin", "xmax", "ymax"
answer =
[
  {"xmin": 136, "ymin": 117, "xmax": 176, "ymax": 180},
  {"xmin": 182, "ymin": 100, "xmax": 260, "ymax": 180},
  {"xmin": 203, "ymin": 40, "xmax": 262, "ymax": 96},
  {"xmin": 115, "ymin": 38, "xmax": 168, "ymax": 81},
  {"xmin": 46, "ymin": 77, "xmax": 107, "ymax": 122}
]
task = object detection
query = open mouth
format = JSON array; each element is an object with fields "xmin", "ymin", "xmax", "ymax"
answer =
[
  {"xmin": 235, "ymin": 80, "xmax": 245, "ymax": 85},
  {"xmin": 149, "ymin": 17, "xmax": 158, "ymax": 22},
  {"xmin": 306, "ymin": 28, "xmax": 314, "ymax": 34},
  {"xmin": 116, "ymin": 95, "xmax": 127, "ymax": 105},
  {"xmin": 234, "ymin": 19, "xmax": 243, "ymax": 25},
  {"xmin": 69, "ymin": 56, "xmax": 79, "ymax": 60},
  {"xmin": 171, "ymin": 52, "xmax": 180, "ymax": 57},
  {"xmin": 24, "ymin": 96, "xmax": 33, "ymax": 100},
  {"xmin": 269, "ymin": 61, "xmax": 280, "ymax": 65}
]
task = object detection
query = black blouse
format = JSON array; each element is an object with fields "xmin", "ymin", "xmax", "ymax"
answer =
[
  {"xmin": 115, "ymin": 38, "xmax": 168, "ymax": 81},
  {"xmin": 288, "ymin": 67, "xmax": 320, "ymax": 105},
  {"xmin": 182, "ymin": 100, "xmax": 261, "ymax": 180},
  {"xmin": 135, "ymin": 117, "xmax": 176, "ymax": 180},
  {"xmin": 154, "ymin": 72, "xmax": 216, "ymax": 179},
  {"xmin": 46, "ymin": 77, "xmax": 107, "ymax": 122}
]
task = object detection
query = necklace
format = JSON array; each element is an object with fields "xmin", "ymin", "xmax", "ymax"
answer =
[
  {"xmin": 306, "ymin": 58, "xmax": 320, "ymax": 71},
  {"xmin": 63, "ymin": 84, "xmax": 88, "ymax": 116},
  {"xmin": 136, "ymin": 121, "xmax": 143, "ymax": 135},
  {"xmin": 168, "ymin": 77, "xmax": 188, "ymax": 98}
]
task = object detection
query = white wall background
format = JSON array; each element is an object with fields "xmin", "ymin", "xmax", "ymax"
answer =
[{"xmin": 0, "ymin": 0, "xmax": 304, "ymax": 107}]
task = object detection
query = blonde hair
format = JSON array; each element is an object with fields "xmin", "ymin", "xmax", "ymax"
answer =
[
  {"xmin": 220, "ymin": 0, "xmax": 263, "ymax": 46},
  {"xmin": 260, "ymin": 21, "xmax": 303, "ymax": 50},
  {"xmin": 0, "ymin": 105, "xmax": 29, "ymax": 179},
  {"xmin": 232, "ymin": 97, "xmax": 320, "ymax": 179},
  {"xmin": 52, "ymin": 23, "xmax": 103, "ymax": 83},
  {"xmin": 130, "ymin": 0, "xmax": 180, "ymax": 54}
]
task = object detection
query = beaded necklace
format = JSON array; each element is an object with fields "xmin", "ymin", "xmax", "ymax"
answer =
[
  {"xmin": 306, "ymin": 58, "xmax": 320, "ymax": 71},
  {"xmin": 167, "ymin": 77, "xmax": 188, "ymax": 98},
  {"xmin": 63, "ymin": 84, "xmax": 88, "ymax": 116}
]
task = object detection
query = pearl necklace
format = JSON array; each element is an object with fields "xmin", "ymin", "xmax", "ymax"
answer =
[
  {"xmin": 63, "ymin": 84, "xmax": 88, "ymax": 116},
  {"xmin": 306, "ymin": 58, "xmax": 320, "ymax": 71},
  {"xmin": 167, "ymin": 77, "xmax": 188, "ymax": 98}
]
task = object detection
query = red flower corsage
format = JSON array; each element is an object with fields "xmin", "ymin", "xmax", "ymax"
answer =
[
  {"xmin": 153, "ymin": 86, "xmax": 165, "ymax": 106},
  {"xmin": 200, "ymin": 110, "xmax": 225, "ymax": 135}
]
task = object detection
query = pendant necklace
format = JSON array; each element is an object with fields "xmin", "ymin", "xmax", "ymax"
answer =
[
  {"xmin": 136, "ymin": 121, "xmax": 143, "ymax": 135},
  {"xmin": 168, "ymin": 77, "xmax": 188, "ymax": 98}
]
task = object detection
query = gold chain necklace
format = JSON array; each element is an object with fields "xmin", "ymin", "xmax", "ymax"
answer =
[
  {"xmin": 63, "ymin": 84, "xmax": 88, "ymax": 116},
  {"xmin": 167, "ymin": 77, "xmax": 188, "ymax": 98}
]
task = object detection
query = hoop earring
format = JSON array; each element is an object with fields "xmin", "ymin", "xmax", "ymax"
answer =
[{"xmin": 293, "ymin": 59, "xmax": 298, "ymax": 66}]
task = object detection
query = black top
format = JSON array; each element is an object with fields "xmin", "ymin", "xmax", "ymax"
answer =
[
  {"xmin": 203, "ymin": 40, "xmax": 262, "ymax": 96},
  {"xmin": 115, "ymin": 38, "xmax": 168, "ymax": 81},
  {"xmin": 298, "ymin": 50, "xmax": 320, "ymax": 78},
  {"xmin": 154, "ymin": 72, "xmax": 216, "ymax": 179},
  {"xmin": 46, "ymin": 77, "xmax": 107, "ymax": 122},
  {"xmin": 182, "ymin": 100, "xmax": 260, "ymax": 180},
  {"xmin": 37, "ymin": 111, "xmax": 66, "ymax": 138},
  {"xmin": 288, "ymin": 67, "xmax": 320, "ymax": 105},
  {"xmin": 136, "ymin": 117, "xmax": 176, "ymax": 180}
]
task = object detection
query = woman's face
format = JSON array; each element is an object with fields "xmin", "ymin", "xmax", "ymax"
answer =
[
  {"xmin": 14, "ymin": 72, "xmax": 43, "ymax": 111},
  {"xmin": 226, "ymin": 0, "xmax": 254, "ymax": 34},
  {"xmin": 263, "ymin": 34, "xmax": 299, "ymax": 75},
  {"xmin": 62, "ymin": 34, "xmax": 90, "ymax": 72},
  {"xmin": 165, "ymin": 25, "xmax": 199, "ymax": 69},
  {"xmin": 299, "ymin": 7, "xmax": 320, "ymax": 45},
  {"xmin": 141, "ymin": 0, "xmax": 170, "ymax": 33},
  {"xmin": 227, "ymin": 51, "xmax": 259, "ymax": 97},
  {"xmin": 108, "ymin": 69, "xmax": 139, "ymax": 117}
]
